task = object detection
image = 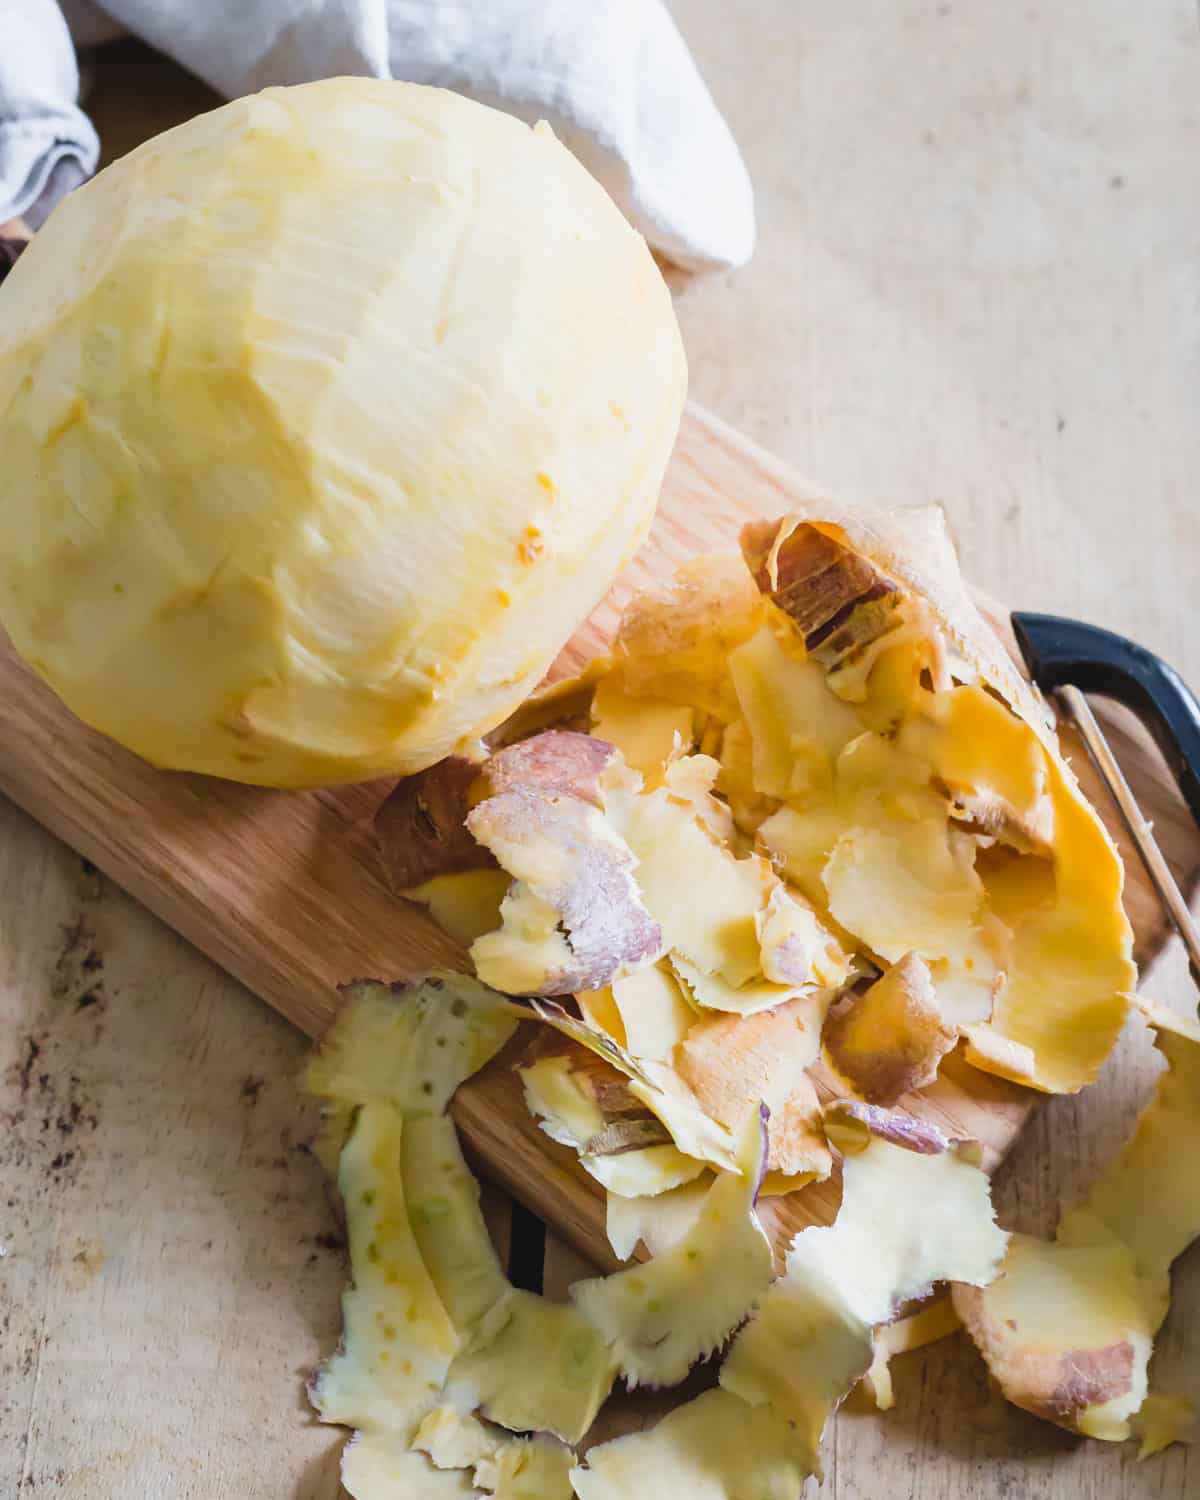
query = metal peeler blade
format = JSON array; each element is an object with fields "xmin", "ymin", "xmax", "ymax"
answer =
[{"xmin": 1013, "ymin": 612, "xmax": 1200, "ymax": 983}]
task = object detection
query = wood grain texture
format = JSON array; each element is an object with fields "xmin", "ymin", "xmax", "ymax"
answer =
[{"xmin": 0, "ymin": 399, "xmax": 1192, "ymax": 1271}]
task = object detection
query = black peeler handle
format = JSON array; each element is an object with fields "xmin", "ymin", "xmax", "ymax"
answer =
[
  {"xmin": 1012, "ymin": 612, "xmax": 1200, "ymax": 832},
  {"xmin": 0, "ymin": 235, "xmax": 28, "ymax": 283}
]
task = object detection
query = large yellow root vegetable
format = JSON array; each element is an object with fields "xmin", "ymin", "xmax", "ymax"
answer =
[{"xmin": 0, "ymin": 79, "xmax": 685, "ymax": 786}]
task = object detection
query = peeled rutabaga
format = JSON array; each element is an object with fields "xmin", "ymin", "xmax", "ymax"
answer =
[{"xmin": 0, "ymin": 79, "xmax": 686, "ymax": 787}]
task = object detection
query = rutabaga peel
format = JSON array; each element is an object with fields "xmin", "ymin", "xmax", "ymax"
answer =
[
  {"xmin": 613, "ymin": 554, "xmax": 765, "ymax": 722},
  {"xmin": 308, "ymin": 972, "xmax": 608, "ymax": 1483},
  {"xmin": 823, "ymin": 953, "xmax": 958, "ymax": 1106},
  {"xmin": 570, "ymin": 1387, "xmax": 815, "ymax": 1500},
  {"xmin": 341, "ymin": 1432, "xmax": 480, "ymax": 1500},
  {"xmin": 755, "ymin": 881, "xmax": 853, "ymax": 990},
  {"xmin": 955, "ymin": 999, "xmax": 1200, "ymax": 1444},
  {"xmin": 473, "ymin": 1438, "xmax": 575, "ymax": 1499},
  {"xmin": 604, "ymin": 1176, "xmax": 712, "ymax": 1261},
  {"xmin": 310, "ymin": 1103, "xmax": 459, "ymax": 1438},
  {"xmin": 954, "ymin": 1234, "xmax": 1152, "ymax": 1441},
  {"xmin": 608, "ymin": 963, "xmax": 695, "ymax": 1061},
  {"xmin": 401, "ymin": 871, "xmax": 513, "ymax": 949},
  {"xmin": 516, "ymin": 1042, "xmax": 704, "ymax": 1197},
  {"xmin": 401, "ymin": 1115, "xmax": 510, "ymax": 1337},
  {"xmin": 721, "ymin": 1123, "xmax": 1007, "ymax": 1461},
  {"xmin": 444, "ymin": 1289, "xmax": 617, "ymax": 1445},
  {"xmin": 581, "ymin": 1147, "xmax": 708, "ymax": 1198},
  {"xmin": 589, "ymin": 671, "xmax": 695, "ymax": 787},
  {"xmin": 742, "ymin": 510, "xmax": 1135, "ymax": 1093},
  {"xmin": 620, "ymin": 776, "xmax": 772, "ymax": 990},
  {"xmin": 467, "ymin": 733, "xmax": 662, "ymax": 995},
  {"xmin": 528, "ymin": 1000, "xmax": 739, "ymax": 1173},
  {"xmin": 674, "ymin": 997, "xmax": 832, "ymax": 1179},
  {"xmin": 412, "ymin": 1405, "xmax": 499, "ymax": 1471},
  {"xmin": 864, "ymin": 1295, "xmax": 964, "ymax": 1411},
  {"xmin": 669, "ymin": 956, "xmax": 801, "ymax": 1017},
  {"xmin": 306, "ymin": 974, "xmax": 517, "ymax": 1118},
  {"xmin": 727, "ymin": 621, "xmax": 860, "ymax": 801},
  {"xmin": 571, "ymin": 1110, "xmax": 772, "ymax": 1387}
]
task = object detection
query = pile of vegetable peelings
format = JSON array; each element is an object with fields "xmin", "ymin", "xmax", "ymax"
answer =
[{"xmin": 302, "ymin": 506, "xmax": 1200, "ymax": 1498}]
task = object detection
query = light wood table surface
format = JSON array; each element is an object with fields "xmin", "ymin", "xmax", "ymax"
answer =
[{"xmin": 2, "ymin": 5, "xmax": 1198, "ymax": 1496}]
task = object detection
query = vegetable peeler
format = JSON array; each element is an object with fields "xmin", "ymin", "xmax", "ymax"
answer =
[{"xmin": 1013, "ymin": 613, "xmax": 1200, "ymax": 979}]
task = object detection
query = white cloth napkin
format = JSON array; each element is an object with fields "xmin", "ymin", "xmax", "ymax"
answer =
[
  {"xmin": 1, "ymin": 0, "xmax": 754, "ymax": 271},
  {"xmin": 0, "ymin": 0, "xmax": 98, "ymax": 228}
]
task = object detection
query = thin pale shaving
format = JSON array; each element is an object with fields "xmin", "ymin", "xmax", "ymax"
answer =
[
  {"xmin": 413, "ymin": 1404, "xmax": 498, "ymax": 1471},
  {"xmin": 469, "ymin": 883, "xmax": 580, "ymax": 997},
  {"xmin": 675, "ymin": 997, "xmax": 831, "ymax": 1178},
  {"xmin": 311, "ymin": 1103, "xmax": 458, "ymax": 1438},
  {"xmin": 722, "ymin": 1132, "xmax": 1006, "ymax": 1456},
  {"xmin": 953, "ymin": 1234, "xmax": 1150, "ymax": 1441},
  {"xmin": 1058, "ymin": 1000, "xmax": 1200, "ymax": 1277},
  {"xmin": 958, "ymin": 742, "xmax": 1133, "ymax": 1095},
  {"xmin": 715, "ymin": 715, "xmax": 780, "ymax": 834},
  {"xmin": 756, "ymin": 881, "xmax": 853, "ymax": 990},
  {"xmin": 1133, "ymin": 1393, "xmax": 1197, "ymax": 1461},
  {"xmin": 401, "ymin": 1115, "xmax": 509, "ymax": 1337},
  {"xmin": 670, "ymin": 955, "xmax": 802, "ymax": 1016},
  {"xmin": 902, "ymin": 683, "xmax": 1055, "ymax": 854},
  {"xmin": 621, "ymin": 777, "xmax": 772, "ymax": 988},
  {"xmin": 516, "ymin": 1041, "xmax": 701, "ymax": 1195},
  {"xmin": 609, "ymin": 963, "xmax": 695, "ymax": 1062},
  {"xmin": 614, "ymin": 552, "xmax": 765, "ymax": 721},
  {"xmin": 306, "ymin": 973, "xmax": 516, "ymax": 1118},
  {"xmin": 474, "ymin": 1437, "xmax": 575, "ymax": 1499},
  {"xmin": 444, "ymin": 1288, "xmax": 616, "ymax": 1445},
  {"xmin": 582, "ymin": 1145, "xmax": 707, "ymax": 1198},
  {"xmin": 572, "ymin": 1111, "xmax": 772, "ymax": 1386},
  {"xmin": 340, "ymin": 1430, "xmax": 480, "ymax": 1499},
  {"xmin": 403, "ymin": 870, "xmax": 512, "ymax": 948},
  {"xmin": 570, "ymin": 1386, "xmax": 816, "ymax": 1500},
  {"xmin": 956, "ymin": 998, "xmax": 1200, "ymax": 1444},
  {"xmin": 727, "ymin": 621, "xmax": 860, "ymax": 801},
  {"xmin": 516, "ymin": 1038, "xmax": 670, "ymax": 1151},
  {"xmin": 518, "ymin": 1052, "xmax": 605, "ymax": 1151},
  {"xmin": 823, "ymin": 953, "xmax": 957, "ymax": 1106},
  {"xmin": 590, "ymin": 670, "xmax": 694, "ymax": 787},
  {"xmin": 758, "ymin": 1167, "xmax": 823, "ymax": 1198},
  {"xmin": 757, "ymin": 802, "xmax": 846, "ymax": 913},
  {"xmin": 864, "ymin": 1295, "xmax": 963, "ymax": 1411},
  {"xmin": 821, "ymin": 811, "xmax": 998, "ymax": 1028},
  {"xmin": 575, "ymin": 985, "xmax": 627, "ymax": 1045},
  {"xmin": 604, "ymin": 1175, "xmax": 712, "ymax": 1261},
  {"xmin": 528, "ymin": 1000, "xmax": 738, "ymax": 1171}
]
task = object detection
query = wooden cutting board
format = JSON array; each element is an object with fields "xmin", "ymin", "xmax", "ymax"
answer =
[{"xmin": 1, "ymin": 401, "xmax": 1194, "ymax": 1270}]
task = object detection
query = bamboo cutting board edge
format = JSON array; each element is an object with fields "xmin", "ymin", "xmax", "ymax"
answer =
[{"xmin": 0, "ymin": 399, "xmax": 1193, "ymax": 1269}]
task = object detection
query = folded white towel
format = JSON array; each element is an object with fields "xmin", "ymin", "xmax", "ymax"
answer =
[
  {"xmin": 0, "ymin": 0, "xmax": 98, "ymax": 228},
  {"xmin": 1, "ymin": 0, "xmax": 754, "ymax": 271}
]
